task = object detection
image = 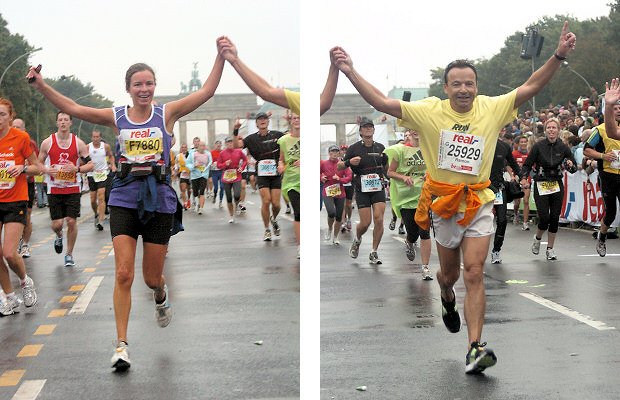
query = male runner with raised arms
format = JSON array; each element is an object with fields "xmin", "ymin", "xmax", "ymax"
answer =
[
  {"xmin": 38, "ymin": 112, "xmax": 94, "ymax": 267},
  {"xmin": 332, "ymin": 22, "xmax": 576, "ymax": 374},
  {"xmin": 87, "ymin": 130, "xmax": 115, "ymax": 231}
]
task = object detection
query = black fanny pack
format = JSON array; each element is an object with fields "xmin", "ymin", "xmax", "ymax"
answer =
[{"xmin": 117, "ymin": 161, "xmax": 170, "ymax": 182}]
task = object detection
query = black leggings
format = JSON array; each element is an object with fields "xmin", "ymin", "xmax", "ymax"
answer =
[
  {"xmin": 223, "ymin": 181, "xmax": 241, "ymax": 204},
  {"xmin": 323, "ymin": 196, "xmax": 345, "ymax": 222},
  {"xmin": 288, "ymin": 189, "xmax": 300, "ymax": 222},
  {"xmin": 533, "ymin": 181, "xmax": 564, "ymax": 233},
  {"xmin": 400, "ymin": 208, "xmax": 430, "ymax": 244},
  {"xmin": 492, "ymin": 200, "xmax": 507, "ymax": 252},
  {"xmin": 601, "ymin": 171, "xmax": 620, "ymax": 227}
]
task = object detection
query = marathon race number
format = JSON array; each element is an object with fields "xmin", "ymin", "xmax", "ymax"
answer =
[
  {"xmin": 325, "ymin": 183, "xmax": 342, "ymax": 197},
  {"xmin": 611, "ymin": 150, "xmax": 620, "ymax": 170},
  {"xmin": 223, "ymin": 169, "xmax": 238, "ymax": 182},
  {"xmin": 55, "ymin": 169, "xmax": 77, "ymax": 183},
  {"xmin": 180, "ymin": 170, "xmax": 190, "ymax": 179},
  {"xmin": 125, "ymin": 137, "xmax": 161, "ymax": 156},
  {"xmin": 494, "ymin": 190, "xmax": 504, "ymax": 205},
  {"xmin": 360, "ymin": 173, "xmax": 382, "ymax": 193},
  {"xmin": 257, "ymin": 159, "xmax": 277, "ymax": 176},
  {"xmin": 196, "ymin": 165, "xmax": 206, "ymax": 173},
  {"xmin": 93, "ymin": 169, "xmax": 108, "ymax": 182},
  {"xmin": 0, "ymin": 161, "xmax": 16, "ymax": 189},
  {"xmin": 537, "ymin": 181, "xmax": 560, "ymax": 196},
  {"xmin": 438, "ymin": 130, "xmax": 484, "ymax": 175}
]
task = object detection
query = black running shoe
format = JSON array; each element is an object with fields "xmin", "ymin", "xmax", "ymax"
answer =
[
  {"xmin": 54, "ymin": 235, "xmax": 63, "ymax": 254},
  {"xmin": 440, "ymin": 288, "xmax": 461, "ymax": 333},
  {"xmin": 465, "ymin": 341, "xmax": 497, "ymax": 374}
]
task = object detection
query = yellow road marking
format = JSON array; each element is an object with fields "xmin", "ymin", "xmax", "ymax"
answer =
[
  {"xmin": 48, "ymin": 309, "xmax": 67, "ymax": 318},
  {"xmin": 59, "ymin": 296, "xmax": 77, "ymax": 303},
  {"xmin": 69, "ymin": 285, "xmax": 85, "ymax": 292},
  {"xmin": 17, "ymin": 345, "xmax": 43, "ymax": 357},
  {"xmin": 0, "ymin": 369, "xmax": 25, "ymax": 387},
  {"xmin": 95, "ymin": 261, "xmax": 102, "ymax": 265},
  {"xmin": 33, "ymin": 325, "xmax": 56, "ymax": 335},
  {"xmin": 83, "ymin": 268, "xmax": 96, "ymax": 272}
]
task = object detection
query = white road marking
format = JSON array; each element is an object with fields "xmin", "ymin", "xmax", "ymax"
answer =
[
  {"xmin": 578, "ymin": 254, "xmax": 620, "ymax": 257},
  {"xmin": 392, "ymin": 235, "xmax": 406, "ymax": 244},
  {"xmin": 11, "ymin": 380, "xmax": 46, "ymax": 400},
  {"xmin": 520, "ymin": 292, "xmax": 616, "ymax": 331},
  {"xmin": 245, "ymin": 200, "xmax": 255, "ymax": 205},
  {"xmin": 108, "ymin": 249, "xmax": 114, "ymax": 256},
  {"xmin": 68, "ymin": 276, "xmax": 104, "ymax": 315}
]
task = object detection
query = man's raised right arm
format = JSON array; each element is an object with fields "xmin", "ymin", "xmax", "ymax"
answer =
[{"xmin": 331, "ymin": 47, "xmax": 402, "ymax": 119}]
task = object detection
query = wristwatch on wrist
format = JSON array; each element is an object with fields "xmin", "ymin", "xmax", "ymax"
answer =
[{"xmin": 554, "ymin": 53, "xmax": 566, "ymax": 61}]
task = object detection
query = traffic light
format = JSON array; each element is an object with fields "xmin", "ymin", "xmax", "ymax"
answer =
[{"xmin": 520, "ymin": 28, "xmax": 544, "ymax": 60}]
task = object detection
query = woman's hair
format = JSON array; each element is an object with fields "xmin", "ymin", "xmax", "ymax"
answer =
[
  {"xmin": 544, "ymin": 117, "xmax": 560, "ymax": 131},
  {"xmin": 0, "ymin": 98, "xmax": 16, "ymax": 120},
  {"xmin": 125, "ymin": 63, "xmax": 156, "ymax": 90}
]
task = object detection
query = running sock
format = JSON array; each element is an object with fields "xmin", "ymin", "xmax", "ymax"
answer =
[
  {"xmin": 154, "ymin": 287, "xmax": 166, "ymax": 304},
  {"xmin": 20, "ymin": 275, "xmax": 27, "ymax": 286},
  {"xmin": 535, "ymin": 236, "xmax": 542, "ymax": 241},
  {"xmin": 546, "ymin": 247, "xmax": 553, "ymax": 250}
]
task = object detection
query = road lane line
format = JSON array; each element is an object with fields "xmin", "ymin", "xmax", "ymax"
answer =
[
  {"xmin": 68, "ymin": 276, "xmax": 104, "ymax": 315},
  {"xmin": 11, "ymin": 379, "xmax": 46, "ymax": 400},
  {"xmin": 392, "ymin": 235, "xmax": 405, "ymax": 244},
  {"xmin": 33, "ymin": 325, "xmax": 56, "ymax": 336},
  {"xmin": 17, "ymin": 345, "xmax": 43, "ymax": 357},
  {"xmin": 47, "ymin": 309, "xmax": 67, "ymax": 318},
  {"xmin": 59, "ymin": 296, "xmax": 77, "ymax": 304},
  {"xmin": 578, "ymin": 254, "xmax": 620, "ymax": 257},
  {"xmin": 0, "ymin": 370, "xmax": 25, "ymax": 387},
  {"xmin": 520, "ymin": 292, "xmax": 616, "ymax": 331},
  {"xmin": 83, "ymin": 268, "xmax": 96, "ymax": 273},
  {"xmin": 69, "ymin": 285, "xmax": 84, "ymax": 292}
]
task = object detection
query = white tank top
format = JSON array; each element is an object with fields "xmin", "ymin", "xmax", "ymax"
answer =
[{"xmin": 87, "ymin": 142, "xmax": 109, "ymax": 182}]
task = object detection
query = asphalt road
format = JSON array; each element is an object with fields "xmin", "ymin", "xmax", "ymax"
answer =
[
  {"xmin": 0, "ymin": 189, "xmax": 299, "ymax": 400},
  {"xmin": 321, "ymin": 204, "xmax": 620, "ymax": 400}
]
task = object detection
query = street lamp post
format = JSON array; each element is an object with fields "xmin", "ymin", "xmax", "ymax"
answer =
[
  {"xmin": 561, "ymin": 61, "xmax": 594, "ymax": 92},
  {"xmin": 0, "ymin": 47, "xmax": 43, "ymax": 89},
  {"xmin": 74, "ymin": 93, "xmax": 95, "ymax": 139}
]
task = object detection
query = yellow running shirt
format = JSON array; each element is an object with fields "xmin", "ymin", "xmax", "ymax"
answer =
[
  {"xmin": 284, "ymin": 89, "xmax": 300, "ymax": 116},
  {"xmin": 399, "ymin": 89, "xmax": 518, "ymax": 210}
]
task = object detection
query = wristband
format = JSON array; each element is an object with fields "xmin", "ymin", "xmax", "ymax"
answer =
[
  {"xmin": 554, "ymin": 53, "xmax": 566, "ymax": 61},
  {"xmin": 233, "ymin": 128, "xmax": 239, "ymax": 136}
]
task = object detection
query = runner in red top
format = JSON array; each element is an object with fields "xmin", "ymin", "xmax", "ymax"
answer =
[
  {"xmin": 217, "ymin": 137, "xmax": 247, "ymax": 223},
  {"xmin": 0, "ymin": 98, "xmax": 43, "ymax": 315},
  {"xmin": 321, "ymin": 145, "xmax": 352, "ymax": 245},
  {"xmin": 38, "ymin": 112, "xmax": 93, "ymax": 267},
  {"xmin": 512, "ymin": 134, "xmax": 531, "ymax": 230}
]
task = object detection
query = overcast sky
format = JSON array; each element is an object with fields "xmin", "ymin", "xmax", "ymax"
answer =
[{"xmin": 1, "ymin": 0, "xmax": 299, "ymax": 105}]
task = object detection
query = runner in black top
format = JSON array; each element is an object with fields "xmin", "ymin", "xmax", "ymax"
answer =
[
  {"xmin": 233, "ymin": 112, "xmax": 283, "ymax": 241},
  {"xmin": 490, "ymin": 139, "xmax": 521, "ymax": 264},
  {"xmin": 338, "ymin": 117, "xmax": 388, "ymax": 264},
  {"xmin": 520, "ymin": 118, "xmax": 576, "ymax": 260}
]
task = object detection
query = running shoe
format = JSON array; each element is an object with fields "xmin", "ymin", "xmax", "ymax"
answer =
[
  {"xmin": 239, "ymin": 204, "xmax": 247, "ymax": 212},
  {"xmin": 546, "ymin": 248, "xmax": 557, "ymax": 260},
  {"xmin": 440, "ymin": 288, "xmax": 461, "ymax": 333},
  {"xmin": 263, "ymin": 229, "xmax": 272, "ymax": 241},
  {"xmin": 389, "ymin": 218, "xmax": 396, "ymax": 231},
  {"xmin": 228, "ymin": 216, "xmax": 235, "ymax": 224},
  {"xmin": 198, "ymin": 208, "xmax": 203, "ymax": 215},
  {"xmin": 345, "ymin": 219, "xmax": 352, "ymax": 231},
  {"xmin": 332, "ymin": 237, "xmax": 340, "ymax": 246},
  {"xmin": 349, "ymin": 237, "xmax": 361, "ymax": 259},
  {"xmin": 596, "ymin": 233, "xmax": 607, "ymax": 257},
  {"xmin": 111, "ymin": 342, "xmax": 131, "ymax": 371},
  {"xmin": 64, "ymin": 254, "xmax": 76, "ymax": 267},
  {"xmin": 54, "ymin": 235, "xmax": 63, "ymax": 254},
  {"xmin": 531, "ymin": 235, "xmax": 541, "ymax": 255},
  {"xmin": 94, "ymin": 214, "xmax": 99, "ymax": 228},
  {"xmin": 184, "ymin": 200, "xmax": 191, "ymax": 210},
  {"xmin": 491, "ymin": 251, "xmax": 502, "ymax": 264},
  {"xmin": 369, "ymin": 251, "xmax": 382, "ymax": 265},
  {"xmin": 7, "ymin": 294, "xmax": 22, "ymax": 312},
  {"xmin": 21, "ymin": 276, "xmax": 37, "ymax": 307},
  {"xmin": 211, "ymin": 196, "xmax": 216, "ymax": 204},
  {"xmin": 218, "ymin": 199, "xmax": 223, "ymax": 209},
  {"xmin": 398, "ymin": 224, "xmax": 405, "ymax": 235},
  {"xmin": 271, "ymin": 217, "xmax": 280, "ymax": 236},
  {"xmin": 154, "ymin": 284, "xmax": 172, "ymax": 328},
  {"xmin": 522, "ymin": 222, "xmax": 530, "ymax": 231},
  {"xmin": 324, "ymin": 230, "xmax": 332, "ymax": 242},
  {"xmin": 405, "ymin": 240, "xmax": 416, "ymax": 261},
  {"xmin": 0, "ymin": 297, "xmax": 13, "ymax": 316},
  {"xmin": 465, "ymin": 341, "xmax": 497, "ymax": 375},
  {"xmin": 20, "ymin": 244, "xmax": 31, "ymax": 258},
  {"xmin": 421, "ymin": 265, "xmax": 433, "ymax": 281},
  {"xmin": 96, "ymin": 222, "xmax": 104, "ymax": 231},
  {"xmin": 194, "ymin": 203, "xmax": 199, "ymax": 213},
  {"xmin": 285, "ymin": 205, "xmax": 291, "ymax": 214}
]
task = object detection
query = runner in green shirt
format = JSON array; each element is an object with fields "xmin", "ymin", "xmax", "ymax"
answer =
[{"xmin": 277, "ymin": 113, "xmax": 300, "ymax": 258}]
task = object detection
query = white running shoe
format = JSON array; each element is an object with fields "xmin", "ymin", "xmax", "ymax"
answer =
[
  {"xmin": 324, "ymin": 230, "xmax": 332, "ymax": 242},
  {"xmin": 263, "ymin": 229, "xmax": 272, "ymax": 241},
  {"xmin": 422, "ymin": 265, "xmax": 433, "ymax": 280},
  {"xmin": 20, "ymin": 244, "xmax": 31, "ymax": 258},
  {"xmin": 491, "ymin": 251, "xmax": 502, "ymax": 264},
  {"xmin": 7, "ymin": 294, "xmax": 22, "ymax": 312},
  {"xmin": 546, "ymin": 248, "xmax": 557, "ymax": 260},
  {"xmin": 369, "ymin": 251, "xmax": 382, "ymax": 265},
  {"xmin": 0, "ymin": 296, "xmax": 13, "ymax": 316},
  {"xmin": 154, "ymin": 284, "xmax": 172, "ymax": 328},
  {"xmin": 111, "ymin": 342, "xmax": 131, "ymax": 371},
  {"xmin": 596, "ymin": 233, "xmax": 607, "ymax": 257},
  {"xmin": 522, "ymin": 222, "xmax": 530, "ymax": 231},
  {"xmin": 228, "ymin": 216, "xmax": 235, "ymax": 224},
  {"xmin": 531, "ymin": 236, "xmax": 541, "ymax": 255},
  {"xmin": 332, "ymin": 236, "xmax": 340, "ymax": 246},
  {"xmin": 21, "ymin": 276, "xmax": 37, "ymax": 307}
]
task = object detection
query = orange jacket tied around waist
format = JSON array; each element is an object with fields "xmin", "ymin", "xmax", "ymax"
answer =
[{"xmin": 414, "ymin": 175, "xmax": 491, "ymax": 230}]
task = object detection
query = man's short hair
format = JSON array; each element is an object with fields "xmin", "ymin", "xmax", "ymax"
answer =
[
  {"xmin": 56, "ymin": 111, "xmax": 72, "ymax": 120},
  {"xmin": 443, "ymin": 60, "xmax": 478, "ymax": 84}
]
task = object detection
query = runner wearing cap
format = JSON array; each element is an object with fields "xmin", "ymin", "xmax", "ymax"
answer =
[
  {"xmin": 339, "ymin": 117, "xmax": 388, "ymax": 264},
  {"xmin": 233, "ymin": 112, "xmax": 283, "ymax": 241},
  {"xmin": 322, "ymin": 144, "xmax": 352, "ymax": 245}
]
